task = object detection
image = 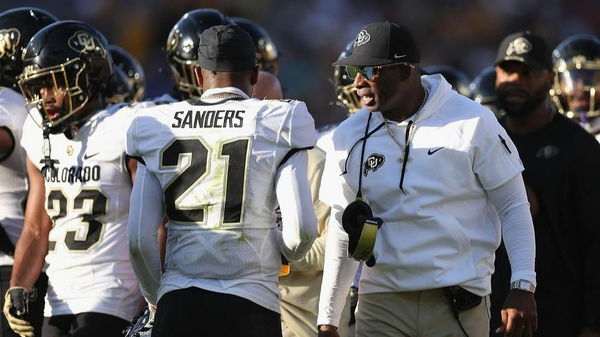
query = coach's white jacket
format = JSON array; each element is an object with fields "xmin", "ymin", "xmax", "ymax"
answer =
[{"xmin": 317, "ymin": 75, "xmax": 536, "ymax": 327}]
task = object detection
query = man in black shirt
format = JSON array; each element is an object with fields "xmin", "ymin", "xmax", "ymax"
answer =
[{"xmin": 491, "ymin": 31, "xmax": 600, "ymax": 337}]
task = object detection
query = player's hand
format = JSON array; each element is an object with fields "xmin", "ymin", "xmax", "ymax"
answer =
[
  {"xmin": 496, "ymin": 289, "xmax": 537, "ymax": 337},
  {"xmin": 3, "ymin": 287, "xmax": 35, "ymax": 337},
  {"xmin": 318, "ymin": 324, "xmax": 341, "ymax": 337}
]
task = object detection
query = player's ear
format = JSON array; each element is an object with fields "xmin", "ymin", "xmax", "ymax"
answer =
[
  {"xmin": 194, "ymin": 66, "xmax": 204, "ymax": 88},
  {"xmin": 250, "ymin": 66, "xmax": 259, "ymax": 86}
]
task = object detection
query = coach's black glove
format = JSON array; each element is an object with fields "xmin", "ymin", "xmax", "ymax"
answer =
[{"xmin": 3, "ymin": 287, "xmax": 37, "ymax": 337}]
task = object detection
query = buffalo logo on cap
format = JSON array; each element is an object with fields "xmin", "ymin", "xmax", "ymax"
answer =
[
  {"xmin": 0, "ymin": 28, "xmax": 20, "ymax": 59},
  {"xmin": 354, "ymin": 30, "xmax": 371, "ymax": 47},
  {"xmin": 506, "ymin": 37, "xmax": 532, "ymax": 56}
]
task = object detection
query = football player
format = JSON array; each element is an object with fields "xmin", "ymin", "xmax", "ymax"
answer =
[
  {"xmin": 0, "ymin": 7, "xmax": 57, "ymax": 337},
  {"xmin": 469, "ymin": 66, "xmax": 502, "ymax": 117},
  {"xmin": 126, "ymin": 24, "xmax": 317, "ymax": 337},
  {"xmin": 551, "ymin": 34, "xmax": 600, "ymax": 139},
  {"xmin": 5, "ymin": 21, "xmax": 141, "ymax": 337},
  {"xmin": 165, "ymin": 8, "xmax": 232, "ymax": 101},
  {"xmin": 234, "ymin": 18, "xmax": 354, "ymax": 337},
  {"xmin": 108, "ymin": 45, "xmax": 145, "ymax": 103},
  {"xmin": 230, "ymin": 17, "xmax": 279, "ymax": 76}
]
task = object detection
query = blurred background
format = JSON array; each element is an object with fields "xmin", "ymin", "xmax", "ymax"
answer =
[{"xmin": 2, "ymin": 0, "xmax": 598, "ymax": 127}]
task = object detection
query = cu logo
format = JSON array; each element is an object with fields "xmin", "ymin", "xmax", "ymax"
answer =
[
  {"xmin": 506, "ymin": 37, "xmax": 532, "ymax": 56},
  {"xmin": 354, "ymin": 30, "xmax": 371, "ymax": 47},
  {"xmin": 363, "ymin": 153, "xmax": 385, "ymax": 177},
  {"xmin": 0, "ymin": 28, "xmax": 20, "ymax": 58},
  {"xmin": 68, "ymin": 31, "xmax": 104, "ymax": 55}
]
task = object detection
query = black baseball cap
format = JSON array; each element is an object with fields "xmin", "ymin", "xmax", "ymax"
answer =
[
  {"xmin": 495, "ymin": 31, "xmax": 552, "ymax": 70},
  {"xmin": 332, "ymin": 22, "xmax": 420, "ymax": 67},
  {"xmin": 198, "ymin": 24, "xmax": 256, "ymax": 72}
]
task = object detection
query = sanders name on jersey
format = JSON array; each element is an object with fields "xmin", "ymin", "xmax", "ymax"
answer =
[{"xmin": 172, "ymin": 109, "xmax": 245, "ymax": 128}]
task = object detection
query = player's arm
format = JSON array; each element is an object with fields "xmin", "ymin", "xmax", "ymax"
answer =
[
  {"xmin": 487, "ymin": 173, "xmax": 537, "ymax": 336},
  {"xmin": 128, "ymin": 164, "xmax": 164, "ymax": 306},
  {"xmin": 126, "ymin": 156, "xmax": 138, "ymax": 184},
  {"xmin": 11, "ymin": 157, "xmax": 50, "ymax": 288},
  {"xmin": 317, "ymin": 143, "xmax": 361, "ymax": 336},
  {"xmin": 275, "ymin": 149, "xmax": 317, "ymax": 261},
  {"xmin": 287, "ymin": 147, "xmax": 329, "ymax": 271},
  {"xmin": 3, "ymin": 156, "xmax": 51, "ymax": 337}
]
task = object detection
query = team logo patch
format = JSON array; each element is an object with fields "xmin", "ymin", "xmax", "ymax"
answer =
[
  {"xmin": 363, "ymin": 153, "xmax": 385, "ymax": 176},
  {"xmin": 68, "ymin": 31, "xmax": 105, "ymax": 56},
  {"xmin": 66, "ymin": 145, "xmax": 74, "ymax": 156},
  {"xmin": 0, "ymin": 28, "xmax": 20, "ymax": 58},
  {"xmin": 535, "ymin": 145, "xmax": 559, "ymax": 159},
  {"xmin": 506, "ymin": 37, "xmax": 532, "ymax": 56},
  {"xmin": 354, "ymin": 30, "xmax": 371, "ymax": 47}
]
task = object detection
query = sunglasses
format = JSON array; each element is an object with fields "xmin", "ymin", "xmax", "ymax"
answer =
[{"xmin": 345, "ymin": 62, "xmax": 415, "ymax": 81}]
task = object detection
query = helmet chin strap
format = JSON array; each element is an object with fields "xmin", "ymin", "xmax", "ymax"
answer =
[{"xmin": 40, "ymin": 123, "xmax": 60, "ymax": 179}]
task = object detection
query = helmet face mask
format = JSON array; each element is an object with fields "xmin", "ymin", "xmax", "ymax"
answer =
[
  {"xmin": 556, "ymin": 68, "xmax": 600, "ymax": 118},
  {"xmin": 167, "ymin": 54, "xmax": 201, "ymax": 98},
  {"xmin": 19, "ymin": 21, "xmax": 112, "ymax": 133},
  {"xmin": 552, "ymin": 34, "xmax": 600, "ymax": 122},
  {"xmin": 20, "ymin": 57, "xmax": 89, "ymax": 131},
  {"xmin": 334, "ymin": 65, "xmax": 361, "ymax": 114},
  {"xmin": 333, "ymin": 41, "xmax": 361, "ymax": 114}
]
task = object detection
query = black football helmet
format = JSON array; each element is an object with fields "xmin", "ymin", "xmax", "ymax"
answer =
[
  {"xmin": 0, "ymin": 7, "xmax": 58, "ymax": 89},
  {"xmin": 551, "ymin": 34, "xmax": 600, "ymax": 124},
  {"xmin": 333, "ymin": 41, "xmax": 361, "ymax": 114},
  {"xmin": 230, "ymin": 17, "xmax": 278, "ymax": 75},
  {"xmin": 166, "ymin": 9, "xmax": 232, "ymax": 99},
  {"xmin": 18, "ymin": 20, "xmax": 113, "ymax": 133},
  {"xmin": 108, "ymin": 45, "xmax": 145, "ymax": 102},
  {"xmin": 469, "ymin": 66, "xmax": 502, "ymax": 116},
  {"xmin": 422, "ymin": 65, "xmax": 471, "ymax": 96},
  {"xmin": 105, "ymin": 66, "xmax": 134, "ymax": 104}
]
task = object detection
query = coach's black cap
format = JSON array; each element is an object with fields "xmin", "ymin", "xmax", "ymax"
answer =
[
  {"xmin": 198, "ymin": 24, "xmax": 256, "ymax": 72},
  {"xmin": 495, "ymin": 31, "xmax": 552, "ymax": 70},
  {"xmin": 333, "ymin": 22, "xmax": 420, "ymax": 67}
]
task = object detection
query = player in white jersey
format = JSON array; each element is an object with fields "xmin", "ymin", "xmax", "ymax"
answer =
[
  {"xmin": 127, "ymin": 24, "xmax": 317, "ymax": 337},
  {"xmin": 0, "ymin": 7, "xmax": 58, "ymax": 337},
  {"xmin": 6, "ymin": 21, "xmax": 141, "ymax": 337}
]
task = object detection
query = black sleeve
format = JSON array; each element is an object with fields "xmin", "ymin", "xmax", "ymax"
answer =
[{"xmin": 573, "ymin": 133, "xmax": 600, "ymax": 330}]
